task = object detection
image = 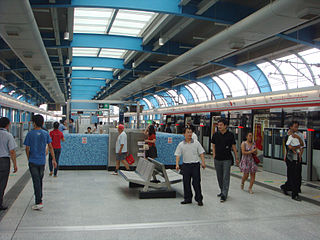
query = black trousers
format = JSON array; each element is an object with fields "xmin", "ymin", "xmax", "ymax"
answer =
[
  {"xmin": 281, "ymin": 160, "xmax": 302, "ymax": 195},
  {"xmin": 0, "ymin": 157, "xmax": 10, "ymax": 207},
  {"xmin": 182, "ymin": 162, "xmax": 203, "ymax": 202},
  {"xmin": 286, "ymin": 160, "xmax": 300, "ymax": 198}
]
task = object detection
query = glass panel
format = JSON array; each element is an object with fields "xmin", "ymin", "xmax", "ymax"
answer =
[
  {"xmin": 74, "ymin": 18, "xmax": 107, "ymax": 26},
  {"xmin": 197, "ymin": 82, "xmax": 213, "ymax": 100},
  {"xmin": 74, "ymin": 8, "xmax": 113, "ymax": 18},
  {"xmin": 116, "ymin": 10, "xmax": 155, "ymax": 22},
  {"xmin": 72, "ymin": 67, "xmax": 92, "ymax": 70},
  {"xmin": 273, "ymin": 54, "xmax": 314, "ymax": 89},
  {"xmin": 219, "ymin": 72, "xmax": 246, "ymax": 97},
  {"xmin": 73, "ymin": 48, "xmax": 100, "ymax": 57},
  {"xmin": 99, "ymin": 48, "xmax": 126, "ymax": 58},
  {"xmin": 167, "ymin": 90, "xmax": 179, "ymax": 105},
  {"xmin": 74, "ymin": 25, "xmax": 107, "ymax": 34},
  {"xmin": 112, "ymin": 19, "xmax": 146, "ymax": 29},
  {"xmin": 187, "ymin": 83, "xmax": 208, "ymax": 102},
  {"xmin": 109, "ymin": 27, "xmax": 141, "ymax": 36},
  {"xmin": 233, "ymin": 70, "xmax": 260, "ymax": 95},
  {"xmin": 74, "ymin": 8, "xmax": 113, "ymax": 34},
  {"xmin": 142, "ymin": 98, "xmax": 153, "ymax": 109},
  {"xmin": 263, "ymin": 128, "xmax": 272, "ymax": 158},
  {"xmin": 92, "ymin": 67, "xmax": 113, "ymax": 71},
  {"xmin": 298, "ymin": 48, "xmax": 320, "ymax": 85},
  {"xmin": 184, "ymin": 86, "xmax": 199, "ymax": 102},
  {"xmin": 273, "ymin": 129, "xmax": 285, "ymax": 159},
  {"xmin": 109, "ymin": 10, "xmax": 156, "ymax": 37},
  {"xmin": 154, "ymin": 95, "xmax": 167, "ymax": 108},
  {"xmin": 179, "ymin": 94, "xmax": 187, "ymax": 104},
  {"xmin": 212, "ymin": 76, "xmax": 230, "ymax": 97},
  {"xmin": 257, "ymin": 62, "xmax": 286, "ymax": 91}
]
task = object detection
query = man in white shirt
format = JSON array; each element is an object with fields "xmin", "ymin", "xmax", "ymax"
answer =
[
  {"xmin": 281, "ymin": 121, "xmax": 305, "ymax": 201},
  {"xmin": 175, "ymin": 127, "xmax": 206, "ymax": 206},
  {"xmin": 112, "ymin": 124, "xmax": 130, "ymax": 175},
  {"xmin": 0, "ymin": 117, "xmax": 18, "ymax": 211}
]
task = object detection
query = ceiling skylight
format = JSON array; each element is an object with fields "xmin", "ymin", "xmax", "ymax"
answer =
[
  {"xmin": 73, "ymin": 48, "xmax": 100, "ymax": 57},
  {"xmin": 99, "ymin": 48, "xmax": 126, "ymax": 58}
]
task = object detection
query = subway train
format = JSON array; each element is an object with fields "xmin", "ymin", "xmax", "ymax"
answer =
[{"xmin": 124, "ymin": 88, "xmax": 320, "ymax": 182}]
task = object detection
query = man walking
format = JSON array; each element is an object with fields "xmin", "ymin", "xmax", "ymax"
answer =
[
  {"xmin": 281, "ymin": 121, "xmax": 305, "ymax": 201},
  {"xmin": 24, "ymin": 115, "xmax": 56, "ymax": 210},
  {"xmin": 0, "ymin": 117, "xmax": 18, "ymax": 211},
  {"xmin": 212, "ymin": 119, "xmax": 239, "ymax": 202},
  {"xmin": 175, "ymin": 127, "xmax": 206, "ymax": 206},
  {"xmin": 112, "ymin": 124, "xmax": 130, "ymax": 175}
]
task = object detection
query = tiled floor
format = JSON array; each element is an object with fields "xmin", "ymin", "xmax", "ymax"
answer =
[
  {"xmin": 205, "ymin": 156, "xmax": 320, "ymax": 204},
  {"xmin": 1, "ymin": 154, "xmax": 320, "ymax": 239}
]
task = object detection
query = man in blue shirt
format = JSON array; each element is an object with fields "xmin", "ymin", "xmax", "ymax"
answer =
[{"xmin": 24, "ymin": 115, "xmax": 56, "ymax": 210}]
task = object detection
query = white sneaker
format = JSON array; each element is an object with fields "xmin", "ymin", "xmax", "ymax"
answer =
[
  {"xmin": 111, "ymin": 171, "xmax": 118, "ymax": 175},
  {"xmin": 32, "ymin": 203, "xmax": 44, "ymax": 210}
]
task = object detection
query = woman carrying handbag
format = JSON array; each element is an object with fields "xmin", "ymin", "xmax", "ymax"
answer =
[
  {"xmin": 239, "ymin": 132, "xmax": 258, "ymax": 194},
  {"xmin": 144, "ymin": 125, "xmax": 158, "ymax": 159}
]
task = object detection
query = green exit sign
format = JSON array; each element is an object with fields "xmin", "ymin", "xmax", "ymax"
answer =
[{"xmin": 98, "ymin": 103, "xmax": 109, "ymax": 109}]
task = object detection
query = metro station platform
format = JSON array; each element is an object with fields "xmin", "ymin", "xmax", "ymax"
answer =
[{"xmin": 0, "ymin": 153, "xmax": 320, "ymax": 240}]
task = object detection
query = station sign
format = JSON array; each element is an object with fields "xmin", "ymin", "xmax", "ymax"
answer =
[
  {"xmin": 98, "ymin": 103, "xmax": 110, "ymax": 109},
  {"xmin": 82, "ymin": 137, "xmax": 87, "ymax": 144}
]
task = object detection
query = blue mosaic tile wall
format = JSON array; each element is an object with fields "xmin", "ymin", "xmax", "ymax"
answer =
[
  {"xmin": 59, "ymin": 134, "xmax": 109, "ymax": 166},
  {"xmin": 155, "ymin": 132, "xmax": 185, "ymax": 165}
]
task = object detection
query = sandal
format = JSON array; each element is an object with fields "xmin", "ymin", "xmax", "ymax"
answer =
[{"xmin": 248, "ymin": 188, "xmax": 253, "ymax": 194}]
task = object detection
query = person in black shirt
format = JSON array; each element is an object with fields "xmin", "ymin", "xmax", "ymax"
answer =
[
  {"xmin": 165, "ymin": 123, "xmax": 172, "ymax": 133},
  {"xmin": 211, "ymin": 119, "xmax": 239, "ymax": 202}
]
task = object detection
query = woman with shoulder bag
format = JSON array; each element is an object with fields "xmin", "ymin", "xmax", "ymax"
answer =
[
  {"xmin": 145, "ymin": 125, "xmax": 157, "ymax": 159},
  {"xmin": 239, "ymin": 132, "xmax": 258, "ymax": 194}
]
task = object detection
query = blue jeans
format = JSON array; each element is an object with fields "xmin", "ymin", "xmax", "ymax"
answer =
[
  {"xmin": 29, "ymin": 162, "xmax": 44, "ymax": 204},
  {"xmin": 49, "ymin": 148, "xmax": 61, "ymax": 176},
  {"xmin": 214, "ymin": 159, "xmax": 232, "ymax": 198}
]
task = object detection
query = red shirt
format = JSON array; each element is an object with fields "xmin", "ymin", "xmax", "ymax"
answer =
[
  {"xmin": 147, "ymin": 134, "xmax": 156, "ymax": 147},
  {"xmin": 49, "ymin": 129, "xmax": 64, "ymax": 149}
]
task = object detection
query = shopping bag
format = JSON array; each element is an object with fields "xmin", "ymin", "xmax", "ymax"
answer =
[{"xmin": 126, "ymin": 154, "xmax": 135, "ymax": 165}]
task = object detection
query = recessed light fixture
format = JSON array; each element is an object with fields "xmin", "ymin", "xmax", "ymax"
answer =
[
  {"xmin": 64, "ymin": 32, "xmax": 70, "ymax": 40},
  {"xmin": 159, "ymin": 38, "xmax": 164, "ymax": 46}
]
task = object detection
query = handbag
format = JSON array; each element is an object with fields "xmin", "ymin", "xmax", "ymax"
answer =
[
  {"xmin": 143, "ymin": 144, "xmax": 149, "ymax": 151},
  {"xmin": 252, "ymin": 154, "xmax": 260, "ymax": 164},
  {"xmin": 125, "ymin": 154, "xmax": 135, "ymax": 165}
]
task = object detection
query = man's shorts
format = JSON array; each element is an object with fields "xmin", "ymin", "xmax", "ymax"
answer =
[{"xmin": 116, "ymin": 152, "xmax": 127, "ymax": 161}]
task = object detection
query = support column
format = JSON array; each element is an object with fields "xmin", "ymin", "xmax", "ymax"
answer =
[
  {"xmin": 136, "ymin": 101, "xmax": 140, "ymax": 129},
  {"xmin": 66, "ymin": 100, "xmax": 71, "ymax": 123},
  {"xmin": 108, "ymin": 109, "xmax": 110, "ymax": 125}
]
